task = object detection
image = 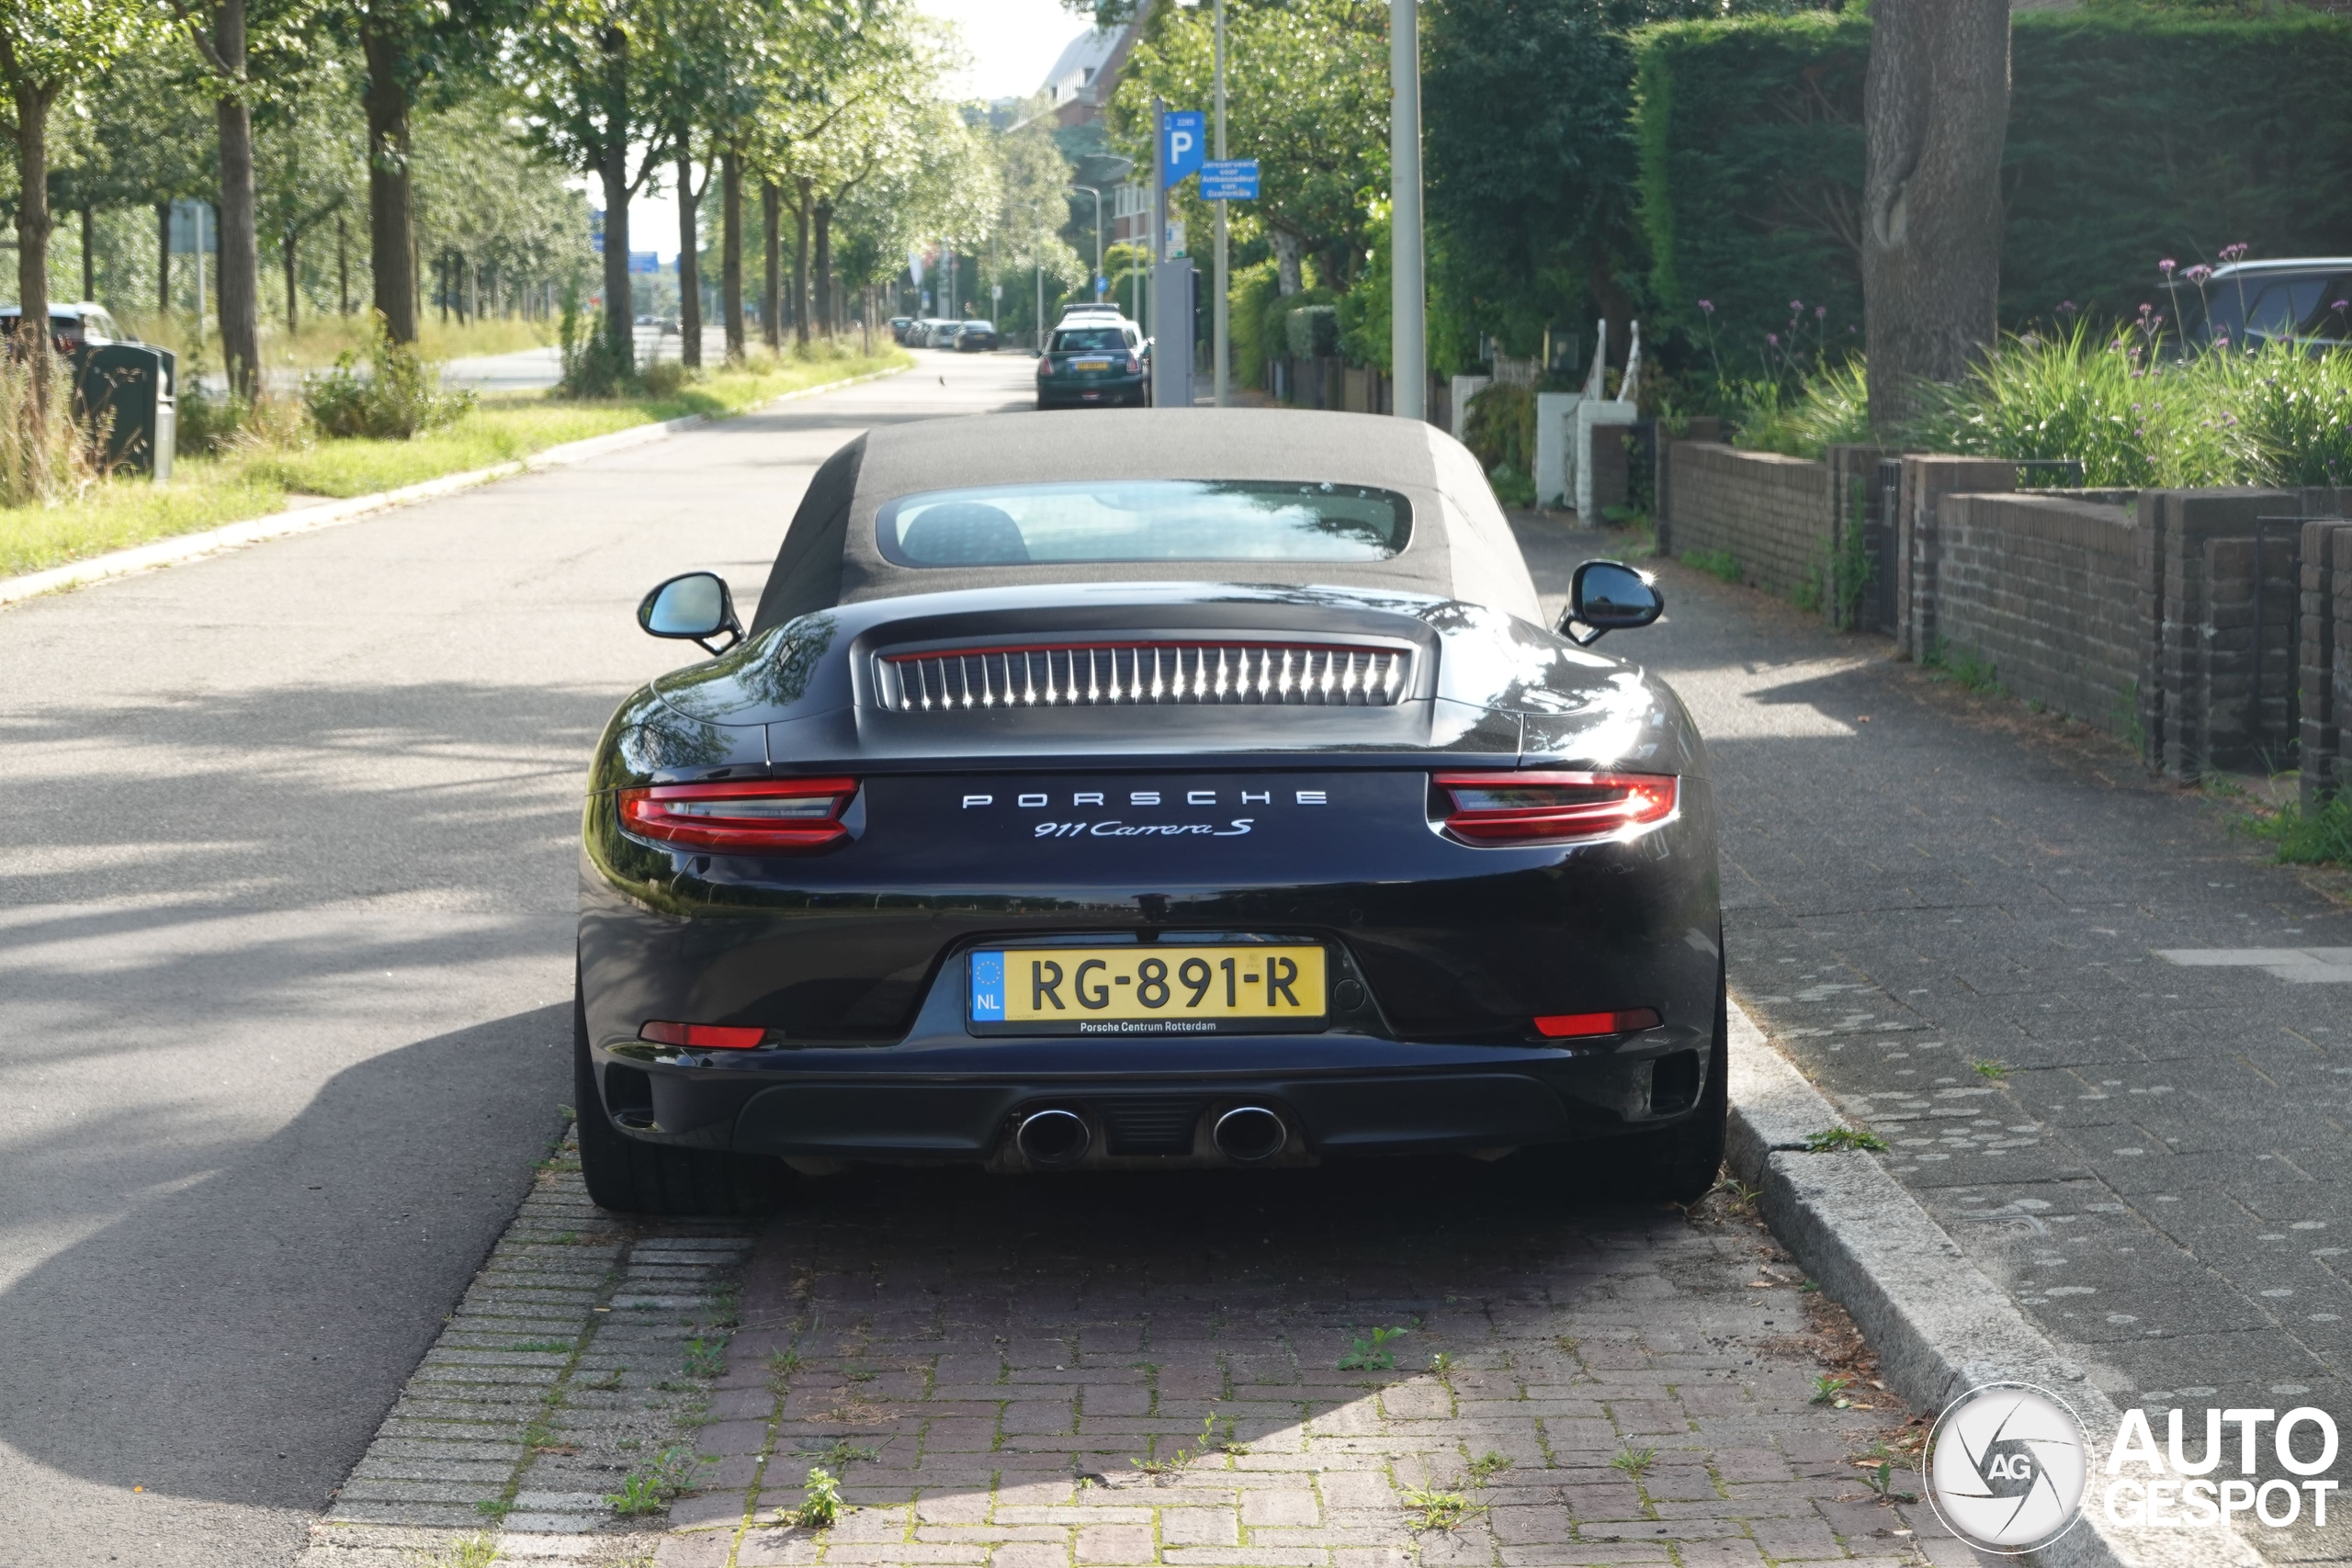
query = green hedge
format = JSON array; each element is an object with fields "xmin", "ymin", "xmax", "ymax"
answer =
[{"xmin": 1633, "ymin": 10, "xmax": 2352, "ymax": 357}]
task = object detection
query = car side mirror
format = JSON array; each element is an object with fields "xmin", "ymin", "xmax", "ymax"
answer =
[
  {"xmin": 1559, "ymin": 560, "xmax": 1663, "ymax": 646},
  {"xmin": 638, "ymin": 571, "xmax": 742, "ymax": 655}
]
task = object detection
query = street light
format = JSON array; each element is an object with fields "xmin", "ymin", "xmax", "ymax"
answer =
[
  {"xmin": 1390, "ymin": 0, "xmax": 1426, "ymax": 420},
  {"xmin": 1068, "ymin": 185, "xmax": 1108, "ymax": 294}
]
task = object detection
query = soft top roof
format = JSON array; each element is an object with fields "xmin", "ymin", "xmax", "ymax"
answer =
[{"xmin": 749, "ymin": 409, "xmax": 1541, "ymax": 632}]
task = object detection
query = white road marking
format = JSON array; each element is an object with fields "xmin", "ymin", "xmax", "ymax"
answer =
[{"xmin": 2154, "ymin": 948, "xmax": 2352, "ymax": 983}]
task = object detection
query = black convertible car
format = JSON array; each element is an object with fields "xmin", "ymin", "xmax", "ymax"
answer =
[{"xmin": 578, "ymin": 410, "xmax": 1723, "ymax": 1213}]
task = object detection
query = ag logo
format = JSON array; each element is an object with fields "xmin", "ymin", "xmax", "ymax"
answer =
[{"xmin": 1925, "ymin": 1382, "xmax": 2088, "ymax": 1553}]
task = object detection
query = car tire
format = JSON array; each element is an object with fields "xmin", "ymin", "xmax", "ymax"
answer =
[
  {"xmin": 573, "ymin": 974, "xmax": 789, "ymax": 1216},
  {"xmin": 1625, "ymin": 954, "xmax": 1729, "ymax": 1202}
]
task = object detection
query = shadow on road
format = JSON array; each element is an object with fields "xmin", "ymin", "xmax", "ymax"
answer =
[{"xmin": 0, "ymin": 1005, "xmax": 569, "ymax": 1511}]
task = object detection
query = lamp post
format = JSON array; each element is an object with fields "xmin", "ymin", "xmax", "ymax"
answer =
[
  {"xmin": 1069, "ymin": 185, "xmax": 1107, "ymax": 293},
  {"xmin": 1389, "ymin": 0, "xmax": 1426, "ymax": 420},
  {"xmin": 1213, "ymin": 0, "xmax": 1228, "ymax": 407}
]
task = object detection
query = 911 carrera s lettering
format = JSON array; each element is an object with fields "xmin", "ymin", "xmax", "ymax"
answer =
[{"xmin": 1027, "ymin": 818, "xmax": 1255, "ymax": 838}]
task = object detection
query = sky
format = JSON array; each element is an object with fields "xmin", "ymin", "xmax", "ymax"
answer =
[{"xmin": 618, "ymin": 0, "xmax": 1091, "ymax": 263}]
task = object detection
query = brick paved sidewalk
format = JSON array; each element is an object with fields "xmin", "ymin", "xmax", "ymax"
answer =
[{"xmin": 645, "ymin": 1161, "xmax": 1968, "ymax": 1568}]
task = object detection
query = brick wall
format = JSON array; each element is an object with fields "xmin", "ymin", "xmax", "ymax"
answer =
[
  {"xmin": 2299, "ymin": 518, "xmax": 2352, "ymax": 809},
  {"xmin": 1932, "ymin": 491, "xmax": 2143, "ymax": 737},
  {"xmin": 1659, "ymin": 443, "xmax": 1832, "ymax": 603}
]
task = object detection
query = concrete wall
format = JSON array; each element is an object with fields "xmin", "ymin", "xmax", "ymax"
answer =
[
  {"xmin": 1930, "ymin": 491, "xmax": 2143, "ymax": 735},
  {"xmin": 1660, "ymin": 443, "xmax": 1832, "ymax": 604}
]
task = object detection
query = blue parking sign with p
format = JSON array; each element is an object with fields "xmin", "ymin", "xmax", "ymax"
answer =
[{"xmin": 1161, "ymin": 110, "xmax": 1205, "ymax": 187}]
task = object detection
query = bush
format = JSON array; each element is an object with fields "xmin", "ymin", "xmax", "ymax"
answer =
[
  {"xmin": 557, "ymin": 282, "xmax": 634, "ymax": 398},
  {"xmin": 1227, "ymin": 261, "xmax": 1282, "ymax": 389},
  {"xmin": 638, "ymin": 358, "xmax": 694, "ymax": 399},
  {"xmin": 304, "ymin": 313, "xmax": 474, "ymax": 439},
  {"xmin": 1283, "ymin": 302, "xmax": 1340, "ymax": 360},
  {"xmin": 1632, "ymin": 10, "xmax": 2352, "ymax": 352},
  {"xmin": 1463, "ymin": 382, "xmax": 1535, "ymax": 475}
]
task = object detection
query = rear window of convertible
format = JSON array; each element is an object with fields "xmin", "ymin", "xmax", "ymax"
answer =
[{"xmin": 875, "ymin": 480, "xmax": 1412, "ymax": 567}]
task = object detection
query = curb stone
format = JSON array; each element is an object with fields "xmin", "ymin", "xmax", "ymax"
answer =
[
  {"xmin": 1726, "ymin": 995, "xmax": 2269, "ymax": 1568},
  {"xmin": 0, "ymin": 361, "xmax": 908, "ymax": 609}
]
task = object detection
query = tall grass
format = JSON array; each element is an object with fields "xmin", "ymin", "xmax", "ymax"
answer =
[
  {"xmin": 0, "ymin": 348, "xmax": 102, "ymax": 507},
  {"xmin": 1736, "ymin": 325, "xmax": 2352, "ymax": 487},
  {"xmin": 1730, "ymin": 357, "xmax": 1870, "ymax": 459}
]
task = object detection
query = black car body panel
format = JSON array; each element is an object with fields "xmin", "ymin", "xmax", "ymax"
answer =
[{"xmin": 579, "ymin": 410, "xmax": 1719, "ymax": 1172}]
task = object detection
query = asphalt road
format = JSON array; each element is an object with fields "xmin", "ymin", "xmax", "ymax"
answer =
[{"xmin": 0, "ymin": 346, "xmax": 1027, "ymax": 1565}]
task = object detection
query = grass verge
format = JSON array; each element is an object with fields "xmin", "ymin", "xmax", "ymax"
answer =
[{"xmin": 1, "ymin": 349, "xmax": 908, "ymax": 581}]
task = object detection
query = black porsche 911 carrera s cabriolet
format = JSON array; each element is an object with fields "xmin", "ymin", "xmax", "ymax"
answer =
[{"xmin": 576, "ymin": 408, "xmax": 1724, "ymax": 1213}]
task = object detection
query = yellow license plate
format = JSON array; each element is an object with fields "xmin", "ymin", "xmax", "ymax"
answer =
[
  {"xmin": 1072, "ymin": 358, "xmax": 1113, "ymax": 370},
  {"xmin": 970, "ymin": 944, "xmax": 1326, "ymax": 1032}
]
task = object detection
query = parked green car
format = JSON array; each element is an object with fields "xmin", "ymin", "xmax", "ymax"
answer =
[{"xmin": 1035, "ymin": 321, "xmax": 1148, "ymax": 409}]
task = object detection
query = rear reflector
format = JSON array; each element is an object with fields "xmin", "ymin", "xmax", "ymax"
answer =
[
  {"xmin": 639, "ymin": 1021, "xmax": 766, "ymax": 1049},
  {"xmin": 1433, "ymin": 771, "xmax": 1677, "ymax": 845},
  {"xmin": 1533, "ymin": 1008, "xmax": 1663, "ymax": 1039},
  {"xmin": 616, "ymin": 777, "xmax": 856, "ymax": 852}
]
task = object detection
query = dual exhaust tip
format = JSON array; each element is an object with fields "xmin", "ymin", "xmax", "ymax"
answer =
[{"xmin": 1014, "ymin": 1105, "xmax": 1288, "ymax": 1167}]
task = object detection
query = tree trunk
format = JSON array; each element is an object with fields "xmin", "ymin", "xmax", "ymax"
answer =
[
  {"xmin": 1861, "ymin": 0, "xmax": 2010, "ymax": 433},
  {"xmin": 761, "ymin": 179, "xmax": 781, "ymax": 351},
  {"xmin": 720, "ymin": 149, "xmax": 743, "ymax": 362},
  {"xmin": 283, "ymin": 229, "xmax": 299, "ymax": 333},
  {"xmin": 9, "ymin": 78, "xmax": 56, "ymax": 407},
  {"xmin": 336, "ymin": 214, "xmax": 349, "ymax": 315},
  {"xmin": 361, "ymin": 19, "xmax": 417, "ymax": 341},
  {"xmin": 675, "ymin": 151, "xmax": 701, "ymax": 371},
  {"xmin": 1269, "ymin": 225, "xmax": 1303, "ymax": 297},
  {"xmin": 597, "ymin": 27, "xmax": 633, "ymax": 370},
  {"xmin": 600, "ymin": 140, "xmax": 632, "ymax": 369},
  {"xmin": 212, "ymin": 0, "xmax": 262, "ymax": 400},
  {"xmin": 792, "ymin": 180, "xmax": 810, "ymax": 347},
  {"xmin": 80, "ymin": 206, "xmax": 93, "ymax": 301},
  {"xmin": 157, "ymin": 201, "xmax": 173, "ymax": 312},
  {"xmin": 813, "ymin": 201, "xmax": 832, "ymax": 341}
]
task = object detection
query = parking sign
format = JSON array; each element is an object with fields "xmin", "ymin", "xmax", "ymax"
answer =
[{"xmin": 1161, "ymin": 109, "xmax": 1205, "ymax": 188}]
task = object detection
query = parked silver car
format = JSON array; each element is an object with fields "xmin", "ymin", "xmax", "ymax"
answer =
[{"xmin": 2177, "ymin": 257, "xmax": 2352, "ymax": 351}]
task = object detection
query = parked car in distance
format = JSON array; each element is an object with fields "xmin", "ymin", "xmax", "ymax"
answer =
[
  {"xmin": 888, "ymin": 316, "xmax": 913, "ymax": 344},
  {"xmin": 0, "ymin": 301, "xmax": 131, "ymax": 353},
  {"xmin": 924, "ymin": 321, "xmax": 963, "ymax": 348},
  {"xmin": 1057, "ymin": 302, "xmax": 1125, "ymax": 325},
  {"xmin": 2177, "ymin": 257, "xmax": 2352, "ymax": 351},
  {"xmin": 1037, "ymin": 322, "xmax": 1148, "ymax": 409},
  {"xmin": 955, "ymin": 320, "xmax": 1000, "ymax": 353}
]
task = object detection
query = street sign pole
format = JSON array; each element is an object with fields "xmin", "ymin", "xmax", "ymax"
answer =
[
  {"xmin": 1390, "ymin": 0, "xmax": 1426, "ymax": 420},
  {"xmin": 1150, "ymin": 96, "xmax": 1164, "ymax": 357},
  {"xmin": 1214, "ymin": 0, "xmax": 1228, "ymax": 408}
]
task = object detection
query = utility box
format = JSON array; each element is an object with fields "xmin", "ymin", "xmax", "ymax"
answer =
[
  {"xmin": 79, "ymin": 343, "xmax": 175, "ymax": 481},
  {"xmin": 1150, "ymin": 260, "xmax": 1195, "ymax": 408}
]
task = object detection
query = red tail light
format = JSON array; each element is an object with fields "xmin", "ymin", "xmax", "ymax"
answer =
[
  {"xmin": 1533, "ymin": 1008, "xmax": 1662, "ymax": 1039},
  {"xmin": 616, "ymin": 777, "xmax": 857, "ymax": 852},
  {"xmin": 1433, "ymin": 771, "xmax": 1678, "ymax": 845},
  {"xmin": 639, "ymin": 1021, "xmax": 766, "ymax": 1049},
  {"xmin": 1125, "ymin": 354, "xmax": 1142, "ymax": 373}
]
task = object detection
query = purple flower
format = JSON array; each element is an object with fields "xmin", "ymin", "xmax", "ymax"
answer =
[
  {"xmin": 1697, "ymin": 299, "xmax": 1714, "ymax": 314},
  {"xmin": 2186, "ymin": 265, "xmax": 2212, "ymax": 284},
  {"xmin": 2334, "ymin": 299, "xmax": 2349, "ymax": 312},
  {"xmin": 1789, "ymin": 299, "xmax": 1803, "ymax": 311},
  {"xmin": 2160, "ymin": 258, "xmax": 2177, "ymax": 274},
  {"xmin": 2059, "ymin": 299, "xmax": 2078, "ymax": 313},
  {"xmin": 2220, "ymin": 243, "xmax": 2249, "ymax": 263},
  {"xmin": 1815, "ymin": 305, "xmax": 1826, "ymax": 319},
  {"xmin": 1767, "ymin": 333, "xmax": 1781, "ymax": 346}
]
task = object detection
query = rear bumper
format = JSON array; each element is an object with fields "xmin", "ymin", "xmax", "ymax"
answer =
[
  {"xmin": 585, "ymin": 1031, "xmax": 1713, "ymax": 1168},
  {"xmin": 1038, "ymin": 376, "xmax": 1145, "ymax": 405}
]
